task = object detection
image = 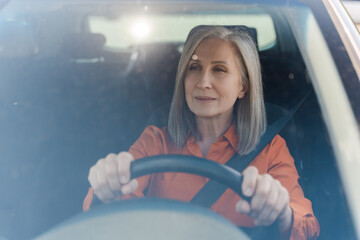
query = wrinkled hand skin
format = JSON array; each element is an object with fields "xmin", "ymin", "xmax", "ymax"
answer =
[
  {"xmin": 235, "ymin": 166, "xmax": 293, "ymax": 231},
  {"xmin": 88, "ymin": 151, "xmax": 138, "ymax": 203}
]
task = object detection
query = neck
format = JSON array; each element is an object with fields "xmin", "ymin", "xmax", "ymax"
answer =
[{"xmin": 195, "ymin": 114, "xmax": 232, "ymax": 144}]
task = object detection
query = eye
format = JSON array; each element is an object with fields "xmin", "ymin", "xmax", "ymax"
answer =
[
  {"xmin": 213, "ymin": 66, "xmax": 227, "ymax": 73},
  {"xmin": 189, "ymin": 63, "xmax": 201, "ymax": 71}
]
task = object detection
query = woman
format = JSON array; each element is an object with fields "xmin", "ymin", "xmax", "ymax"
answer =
[{"xmin": 83, "ymin": 26, "xmax": 319, "ymax": 239}]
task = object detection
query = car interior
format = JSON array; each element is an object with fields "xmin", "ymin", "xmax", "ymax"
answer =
[{"xmin": 0, "ymin": 2, "xmax": 357, "ymax": 239}]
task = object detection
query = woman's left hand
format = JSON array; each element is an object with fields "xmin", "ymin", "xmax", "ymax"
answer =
[{"xmin": 235, "ymin": 166, "xmax": 293, "ymax": 231}]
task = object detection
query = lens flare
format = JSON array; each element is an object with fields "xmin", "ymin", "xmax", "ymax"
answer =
[{"xmin": 131, "ymin": 19, "xmax": 151, "ymax": 38}]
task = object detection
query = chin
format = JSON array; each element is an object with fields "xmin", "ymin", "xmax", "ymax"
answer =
[{"xmin": 192, "ymin": 111, "xmax": 218, "ymax": 118}]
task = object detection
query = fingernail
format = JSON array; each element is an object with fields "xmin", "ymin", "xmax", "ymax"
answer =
[{"xmin": 120, "ymin": 176, "xmax": 128, "ymax": 184}]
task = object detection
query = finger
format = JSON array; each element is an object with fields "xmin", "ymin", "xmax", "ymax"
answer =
[
  {"xmin": 254, "ymin": 179, "xmax": 280, "ymax": 226},
  {"xmin": 117, "ymin": 152, "xmax": 134, "ymax": 184},
  {"xmin": 104, "ymin": 153, "xmax": 122, "ymax": 195},
  {"xmin": 249, "ymin": 174, "xmax": 272, "ymax": 219},
  {"xmin": 88, "ymin": 162, "xmax": 107, "ymax": 202},
  {"xmin": 96, "ymin": 159, "xmax": 116, "ymax": 202},
  {"xmin": 121, "ymin": 179, "xmax": 139, "ymax": 195},
  {"xmin": 88, "ymin": 165, "xmax": 99, "ymax": 192},
  {"xmin": 242, "ymin": 166, "xmax": 258, "ymax": 197},
  {"xmin": 267, "ymin": 186, "xmax": 289, "ymax": 224},
  {"xmin": 88, "ymin": 165, "xmax": 97, "ymax": 188},
  {"xmin": 235, "ymin": 200, "xmax": 251, "ymax": 215}
]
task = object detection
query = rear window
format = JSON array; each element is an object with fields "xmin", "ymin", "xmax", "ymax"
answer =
[{"xmin": 89, "ymin": 13, "xmax": 276, "ymax": 50}]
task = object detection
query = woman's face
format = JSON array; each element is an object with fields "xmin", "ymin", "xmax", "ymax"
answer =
[{"xmin": 184, "ymin": 38, "xmax": 247, "ymax": 120}]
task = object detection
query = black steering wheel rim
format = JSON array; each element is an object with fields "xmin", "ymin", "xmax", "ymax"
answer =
[{"xmin": 130, "ymin": 154, "xmax": 248, "ymax": 200}]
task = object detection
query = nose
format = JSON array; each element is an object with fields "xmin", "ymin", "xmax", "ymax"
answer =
[{"xmin": 196, "ymin": 70, "xmax": 212, "ymax": 89}]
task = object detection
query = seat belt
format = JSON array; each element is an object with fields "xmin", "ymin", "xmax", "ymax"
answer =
[{"xmin": 190, "ymin": 92, "xmax": 309, "ymax": 208}]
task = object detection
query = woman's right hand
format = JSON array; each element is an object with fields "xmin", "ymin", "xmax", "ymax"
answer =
[{"xmin": 88, "ymin": 151, "xmax": 138, "ymax": 203}]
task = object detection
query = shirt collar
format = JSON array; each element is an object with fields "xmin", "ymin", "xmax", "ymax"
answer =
[
  {"xmin": 222, "ymin": 123, "xmax": 239, "ymax": 152},
  {"xmin": 186, "ymin": 123, "xmax": 239, "ymax": 152}
]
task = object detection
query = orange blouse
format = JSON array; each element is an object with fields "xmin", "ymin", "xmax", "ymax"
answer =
[{"xmin": 83, "ymin": 124, "xmax": 320, "ymax": 240}]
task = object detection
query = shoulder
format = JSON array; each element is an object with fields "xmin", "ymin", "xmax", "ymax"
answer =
[
  {"xmin": 128, "ymin": 125, "xmax": 172, "ymax": 159},
  {"xmin": 252, "ymin": 134, "xmax": 293, "ymax": 172},
  {"xmin": 270, "ymin": 134, "xmax": 287, "ymax": 148},
  {"xmin": 257, "ymin": 134, "xmax": 289, "ymax": 157},
  {"xmin": 267, "ymin": 134, "xmax": 292, "ymax": 159},
  {"xmin": 266, "ymin": 134, "xmax": 296, "ymax": 170},
  {"xmin": 134, "ymin": 125, "xmax": 169, "ymax": 146},
  {"xmin": 142, "ymin": 125, "xmax": 168, "ymax": 137}
]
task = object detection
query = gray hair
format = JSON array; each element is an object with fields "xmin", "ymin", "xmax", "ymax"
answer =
[{"xmin": 168, "ymin": 26, "xmax": 266, "ymax": 155}]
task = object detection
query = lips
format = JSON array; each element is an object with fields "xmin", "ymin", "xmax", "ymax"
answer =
[
  {"xmin": 194, "ymin": 96, "xmax": 216, "ymax": 104},
  {"xmin": 194, "ymin": 96, "xmax": 216, "ymax": 100}
]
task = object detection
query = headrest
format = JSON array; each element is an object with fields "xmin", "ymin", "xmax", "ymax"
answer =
[
  {"xmin": 186, "ymin": 25, "xmax": 258, "ymax": 49},
  {"xmin": 61, "ymin": 33, "xmax": 106, "ymax": 59},
  {"xmin": 140, "ymin": 43, "xmax": 181, "ymax": 68}
]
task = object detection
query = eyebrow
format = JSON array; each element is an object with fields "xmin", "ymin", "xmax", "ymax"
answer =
[
  {"xmin": 189, "ymin": 60, "xmax": 228, "ymax": 65},
  {"xmin": 211, "ymin": 61, "xmax": 228, "ymax": 65}
]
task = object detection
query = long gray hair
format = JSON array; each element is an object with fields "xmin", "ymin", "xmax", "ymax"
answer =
[{"xmin": 168, "ymin": 26, "xmax": 266, "ymax": 155}]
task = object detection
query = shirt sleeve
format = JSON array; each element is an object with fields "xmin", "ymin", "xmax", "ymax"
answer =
[
  {"xmin": 268, "ymin": 135, "xmax": 320, "ymax": 240},
  {"xmin": 125, "ymin": 125, "xmax": 167, "ymax": 198}
]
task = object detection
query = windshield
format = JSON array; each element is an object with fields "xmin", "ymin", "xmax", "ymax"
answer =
[{"xmin": 0, "ymin": 1, "xmax": 358, "ymax": 240}]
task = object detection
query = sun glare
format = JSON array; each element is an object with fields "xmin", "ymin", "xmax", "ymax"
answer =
[{"xmin": 131, "ymin": 19, "xmax": 151, "ymax": 38}]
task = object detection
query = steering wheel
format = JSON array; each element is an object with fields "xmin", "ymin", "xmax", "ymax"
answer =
[
  {"xmin": 131, "ymin": 154, "xmax": 249, "ymax": 200},
  {"xmin": 36, "ymin": 155, "xmax": 279, "ymax": 240}
]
